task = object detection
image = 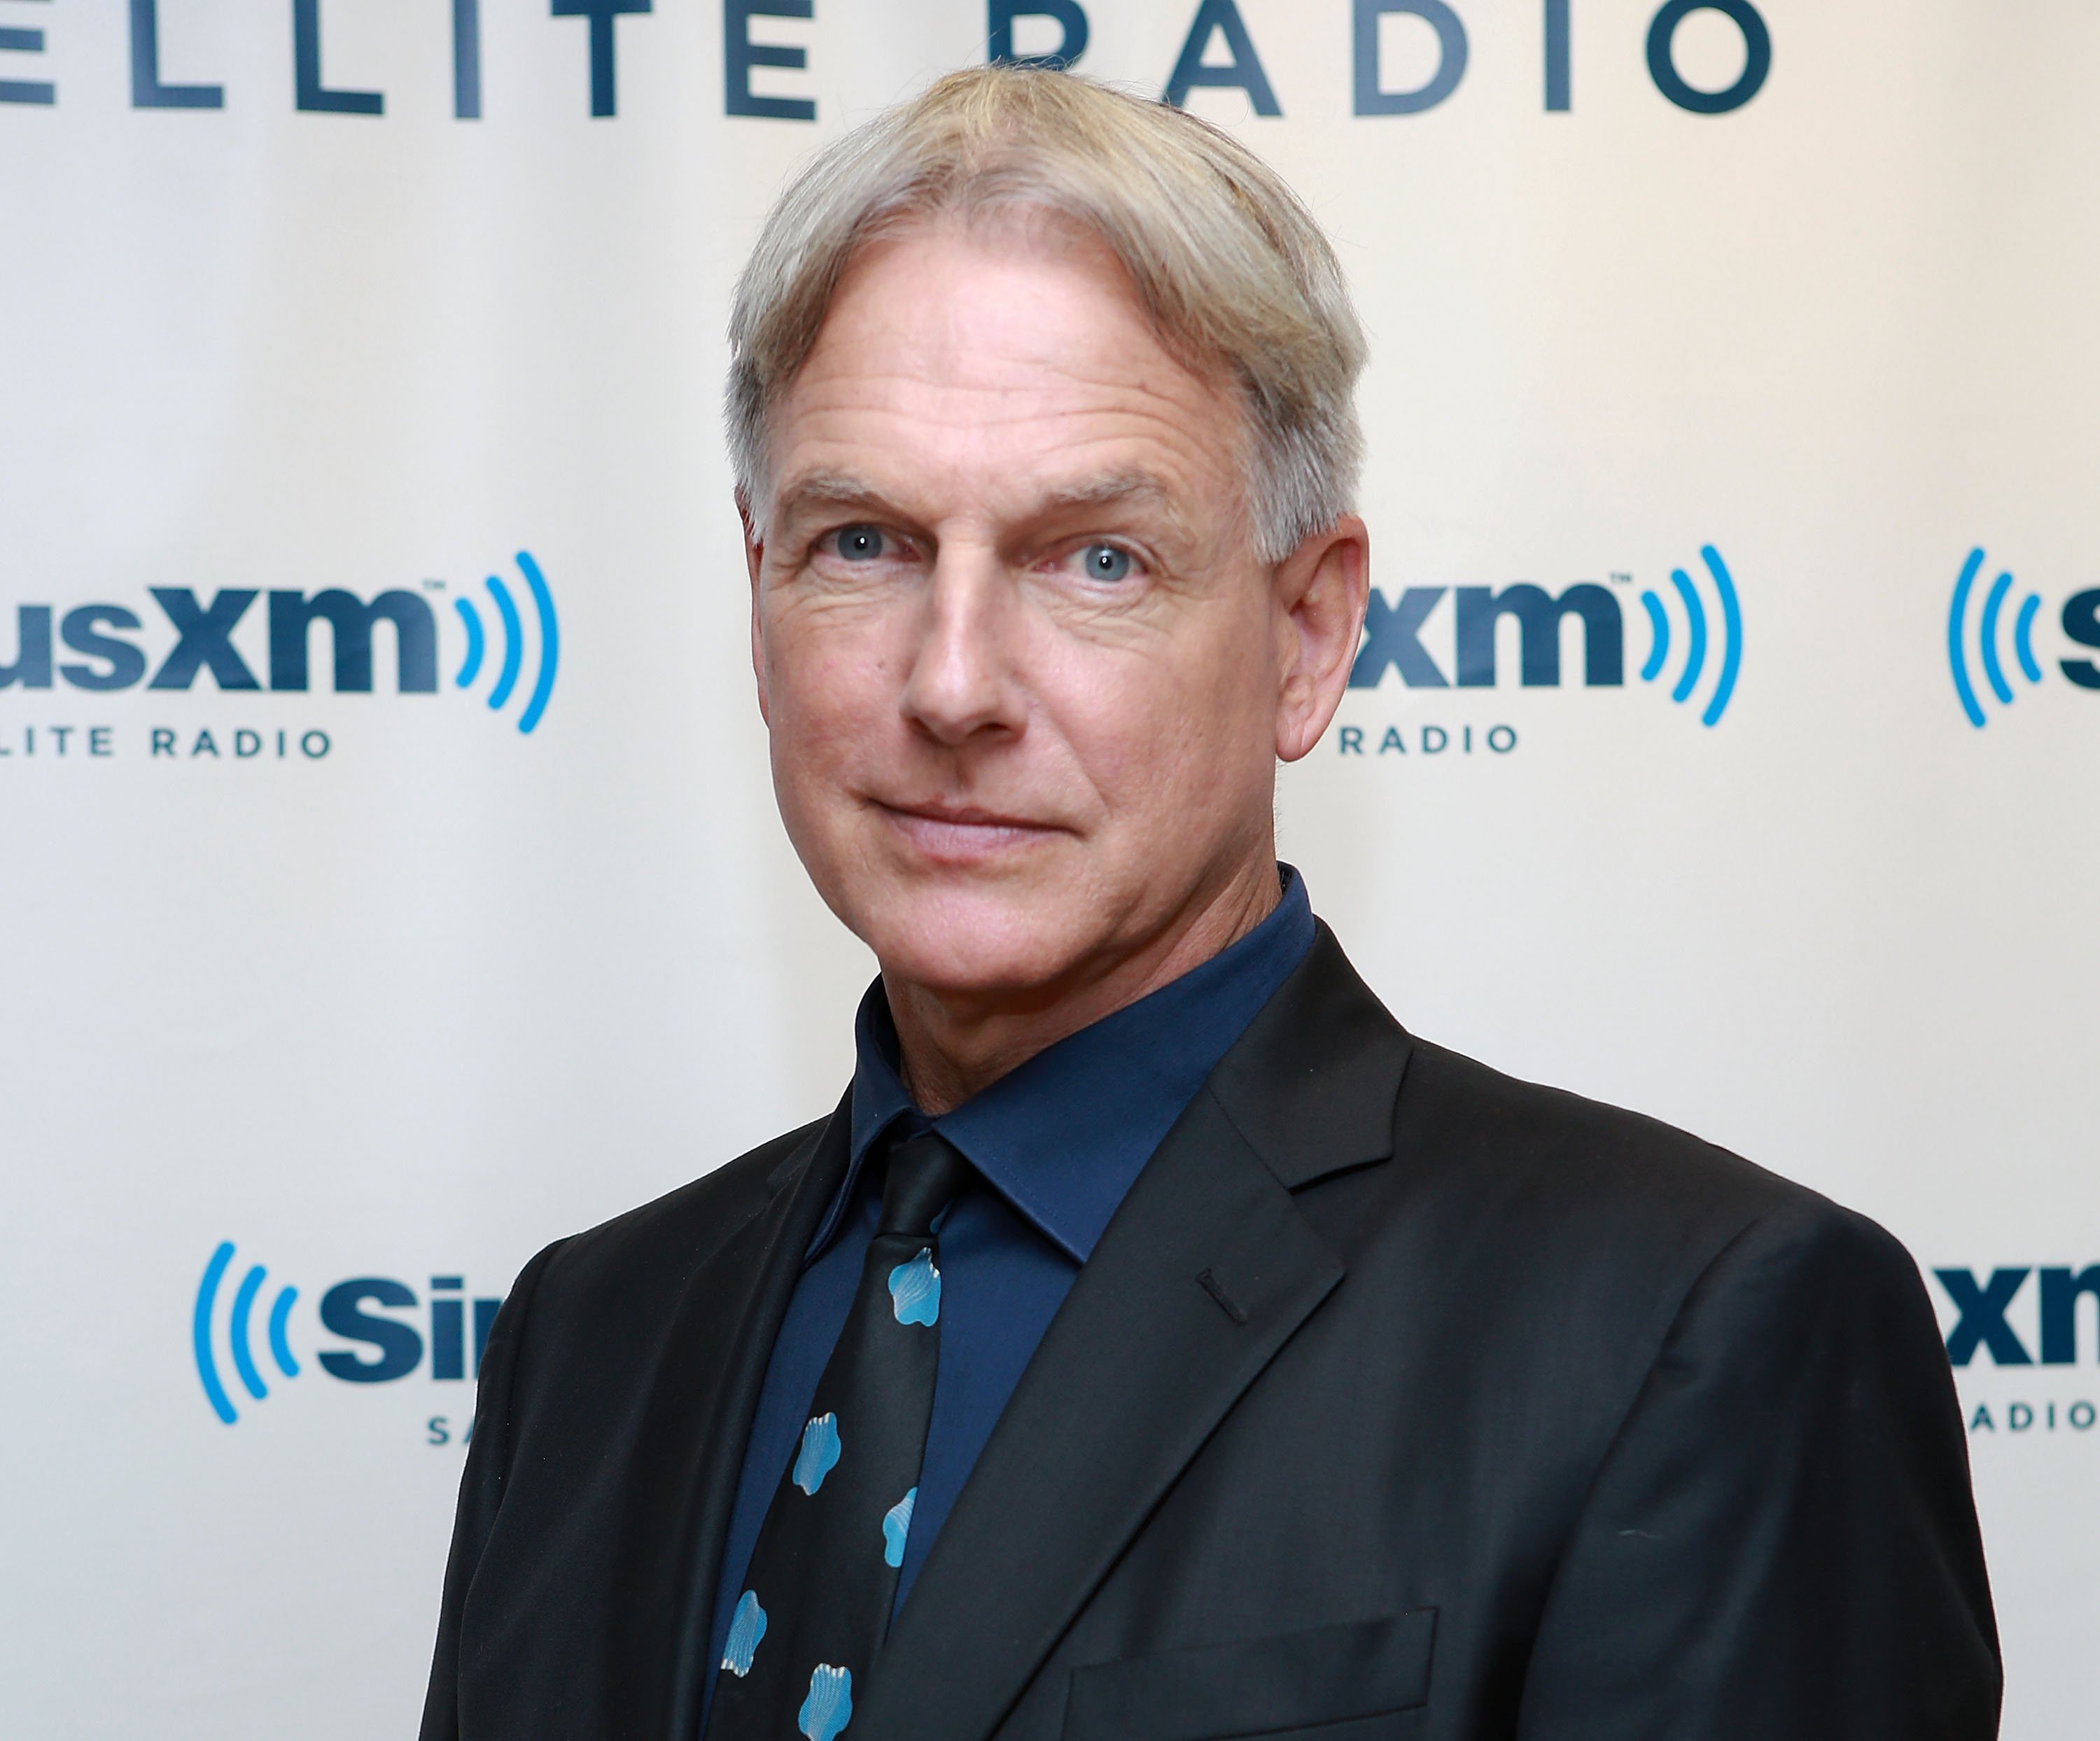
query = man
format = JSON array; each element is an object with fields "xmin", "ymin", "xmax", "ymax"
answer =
[{"xmin": 421, "ymin": 67, "xmax": 1998, "ymax": 1741}]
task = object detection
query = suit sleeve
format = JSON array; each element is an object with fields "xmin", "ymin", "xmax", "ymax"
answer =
[
  {"xmin": 419, "ymin": 1238, "xmax": 568, "ymax": 1741},
  {"xmin": 1515, "ymin": 1199, "xmax": 2001, "ymax": 1740}
]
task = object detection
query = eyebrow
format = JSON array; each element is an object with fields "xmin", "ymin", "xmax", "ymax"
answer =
[
  {"xmin": 760, "ymin": 473, "xmax": 897, "ymax": 546},
  {"xmin": 771, "ymin": 471, "xmax": 897, "ymax": 522},
  {"xmin": 770, "ymin": 468, "xmax": 1184, "ymax": 535},
  {"xmin": 1032, "ymin": 471, "xmax": 1177, "ymax": 517}
]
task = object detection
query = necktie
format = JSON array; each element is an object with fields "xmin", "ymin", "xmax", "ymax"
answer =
[{"xmin": 707, "ymin": 1131, "xmax": 974, "ymax": 1741}]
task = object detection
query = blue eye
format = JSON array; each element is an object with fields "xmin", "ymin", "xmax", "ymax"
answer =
[
  {"xmin": 832, "ymin": 525, "xmax": 886, "ymax": 561},
  {"xmin": 1079, "ymin": 545, "xmax": 1132, "ymax": 582}
]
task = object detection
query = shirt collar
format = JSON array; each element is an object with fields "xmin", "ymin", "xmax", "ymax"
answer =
[{"xmin": 818, "ymin": 865, "xmax": 1317, "ymax": 1265}]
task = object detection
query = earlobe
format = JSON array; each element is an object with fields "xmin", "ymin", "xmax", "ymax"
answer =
[
  {"xmin": 751, "ymin": 597, "xmax": 770, "ymax": 726},
  {"xmin": 743, "ymin": 500, "xmax": 771, "ymax": 725},
  {"xmin": 1275, "ymin": 516, "xmax": 1371, "ymax": 764}
]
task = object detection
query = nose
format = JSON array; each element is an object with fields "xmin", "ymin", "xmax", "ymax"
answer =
[{"xmin": 900, "ymin": 552, "xmax": 1028, "ymax": 747}]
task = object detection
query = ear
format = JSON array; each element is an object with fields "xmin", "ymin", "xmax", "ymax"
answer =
[
  {"xmin": 741, "ymin": 493, "xmax": 771, "ymax": 727},
  {"xmin": 1271, "ymin": 514, "xmax": 1370, "ymax": 762}
]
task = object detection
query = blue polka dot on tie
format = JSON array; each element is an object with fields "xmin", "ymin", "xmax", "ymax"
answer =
[
  {"xmin": 881, "ymin": 1488, "xmax": 916, "ymax": 1569},
  {"xmin": 720, "ymin": 1590, "xmax": 766, "ymax": 1677},
  {"xmin": 793, "ymin": 1412, "xmax": 841, "ymax": 1495},
  {"xmin": 799, "ymin": 1664, "xmax": 853, "ymax": 1741},
  {"xmin": 888, "ymin": 1248, "xmax": 941, "ymax": 1326}
]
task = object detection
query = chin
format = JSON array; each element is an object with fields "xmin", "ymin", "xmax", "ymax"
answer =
[{"xmin": 858, "ymin": 889, "xmax": 1092, "ymax": 1002}]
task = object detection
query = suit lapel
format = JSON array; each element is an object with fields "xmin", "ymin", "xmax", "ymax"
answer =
[
  {"xmin": 601, "ymin": 1093, "xmax": 853, "ymax": 1741},
  {"xmin": 1204, "ymin": 924, "xmax": 1413, "ymax": 1191},
  {"xmin": 851, "ymin": 926, "xmax": 1409, "ymax": 1741}
]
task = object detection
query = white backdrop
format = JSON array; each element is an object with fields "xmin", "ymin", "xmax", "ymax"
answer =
[{"xmin": 3, "ymin": 1, "xmax": 2095, "ymax": 1734}]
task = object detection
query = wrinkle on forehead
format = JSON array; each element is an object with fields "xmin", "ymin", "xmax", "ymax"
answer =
[
  {"xmin": 846, "ymin": 204, "xmax": 1221, "ymax": 375},
  {"xmin": 774, "ymin": 463, "xmax": 1184, "ymax": 535},
  {"xmin": 762, "ymin": 226, "xmax": 1252, "ymax": 550}
]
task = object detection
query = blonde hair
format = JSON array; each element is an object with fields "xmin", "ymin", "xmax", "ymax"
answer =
[{"xmin": 727, "ymin": 65, "xmax": 1367, "ymax": 563}]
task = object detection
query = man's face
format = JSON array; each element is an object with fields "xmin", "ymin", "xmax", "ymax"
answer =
[{"xmin": 748, "ymin": 221, "xmax": 1318, "ymax": 1009}]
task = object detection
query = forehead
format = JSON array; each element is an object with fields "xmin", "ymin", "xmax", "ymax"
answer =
[{"xmin": 767, "ymin": 222, "xmax": 1246, "ymax": 526}]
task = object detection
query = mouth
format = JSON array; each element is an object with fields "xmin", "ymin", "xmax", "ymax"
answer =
[{"xmin": 872, "ymin": 799, "xmax": 1066, "ymax": 862}]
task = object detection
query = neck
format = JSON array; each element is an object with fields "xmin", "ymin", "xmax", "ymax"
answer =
[{"xmin": 882, "ymin": 853, "xmax": 1282, "ymax": 1115}]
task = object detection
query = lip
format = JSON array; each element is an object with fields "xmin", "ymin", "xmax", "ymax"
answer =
[{"xmin": 872, "ymin": 799, "xmax": 1065, "ymax": 860}]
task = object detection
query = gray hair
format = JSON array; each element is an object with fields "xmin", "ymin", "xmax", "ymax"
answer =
[{"xmin": 726, "ymin": 65, "xmax": 1367, "ymax": 564}]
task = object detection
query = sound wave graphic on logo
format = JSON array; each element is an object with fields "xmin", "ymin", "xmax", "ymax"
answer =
[
  {"xmin": 451, "ymin": 551, "xmax": 559, "ymax": 734},
  {"xmin": 193, "ymin": 1240, "xmax": 299, "ymax": 1425},
  {"xmin": 1947, "ymin": 547, "xmax": 2044, "ymax": 729},
  {"xmin": 1637, "ymin": 545, "xmax": 1742, "ymax": 727}
]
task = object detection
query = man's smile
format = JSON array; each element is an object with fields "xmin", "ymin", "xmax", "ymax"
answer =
[{"xmin": 870, "ymin": 798, "xmax": 1071, "ymax": 863}]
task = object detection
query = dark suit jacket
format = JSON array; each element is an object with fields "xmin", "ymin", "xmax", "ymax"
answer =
[{"xmin": 421, "ymin": 926, "xmax": 1999, "ymax": 1740}]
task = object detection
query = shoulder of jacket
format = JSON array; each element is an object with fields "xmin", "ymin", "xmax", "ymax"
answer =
[
  {"xmin": 533, "ymin": 1112, "xmax": 832, "ymax": 1297},
  {"xmin": 1312, "ymin": 1035, "xmax": 1931, "ymax": 1385},
  {"xmin": 1380, "ymin": 1035, "xmax": 1846, "ymax": 1245}
]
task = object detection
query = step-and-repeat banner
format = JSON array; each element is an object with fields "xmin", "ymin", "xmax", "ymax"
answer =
[{"xmin": 3, "ymin": 1, "xmax": 2093, "ymax": 1733}]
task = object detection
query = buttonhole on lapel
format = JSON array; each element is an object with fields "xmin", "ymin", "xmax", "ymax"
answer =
[{"xmin": 1196, "ymin": 1268, "xmax": 1248, "ymax": 1325}]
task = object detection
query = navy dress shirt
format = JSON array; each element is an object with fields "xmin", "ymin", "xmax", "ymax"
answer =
[{"xmin": 700, "ymin": 867, "xmax": 1317, "ymax": 1722}]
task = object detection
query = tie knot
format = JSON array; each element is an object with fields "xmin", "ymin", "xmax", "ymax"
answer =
[{"xmin": 879, "ymin": 1131, "xmax": 972, "ymax": 1238}]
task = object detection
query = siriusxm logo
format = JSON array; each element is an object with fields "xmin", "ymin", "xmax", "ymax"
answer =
[
  {"xmin": 1632, "ymin": 545, "xmax": 1743, "ymax": 727},
  {"xmin": 448, "ymin": 552, "xmax": 561, "ymax": 734},
  {"xmin": 0, "ymin": 548, "xmax": 558, "ymax": 736},
  {"xmin": 1945, "ymin": 546, "xmax": 2100, "ymax": 728},
  {"xmin": 1938, "ymin": 1264, "xmax": 2100, "ymax": 1439},
  {"xmin": 192, "ymin": 1240, "xmax": 506, "ymax": 1426},
  {"xmin": 4, "ymin": 0, "xmax": 1772, "ymax": 124},
  {"xmin": 1935, "ymin": 1265, "xmax": 2100, "ymax": 1368},
  {"xmin": 1346, "ymin": 543, "xmax": 1743, "ymax": 726}
]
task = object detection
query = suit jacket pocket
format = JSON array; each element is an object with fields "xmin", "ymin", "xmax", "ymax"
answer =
[{"xmin": 1062, "ymin": 1609, "xmax": 1436, "ymax": 1741}]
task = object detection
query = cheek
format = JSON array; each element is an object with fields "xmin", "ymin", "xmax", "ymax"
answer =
[
  {"xmin": 762, "ymin": 610, "xmax": 895, "ymax": 800},
  {"xmin": 767, "ymin": 587, "xmax": 914, "ymax": 713},
  {"xmin": 1047, "ymin": 612, "xmax": 1275, "ymax": 816}
]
